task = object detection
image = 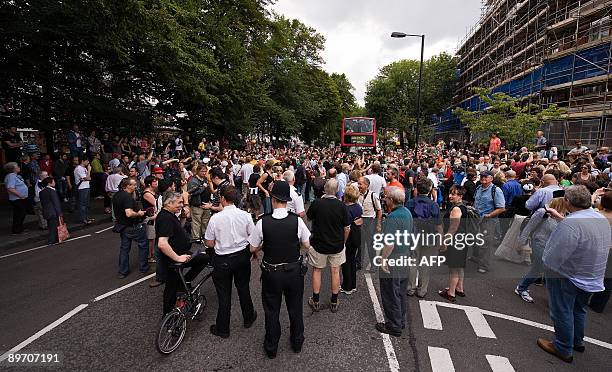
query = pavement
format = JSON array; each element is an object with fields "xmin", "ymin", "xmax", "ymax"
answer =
[
  {"xmin": 0, "ymin": 224, "xmax": 610, "ymax": 371},
  {"xmin": 0, "ymin": 197, "xmax": 112, "ymax": 250}
]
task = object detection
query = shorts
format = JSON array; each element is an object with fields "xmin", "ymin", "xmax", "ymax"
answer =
[
  {"xmin": 308, "ymin": 246, "xmax": 346, "ymax": 268},
  {"xmin": 146, "ymin": 223, "xmax": 156, "ymax": 240}
]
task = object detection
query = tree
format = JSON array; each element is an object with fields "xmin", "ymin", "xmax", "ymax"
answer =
[
  {"xmin": 364, "ymin": 52, "xmax": 457, "ymax": 146},
  {"xmin": 453, "ymin": 88, "xmax": 565, "ymax": 146}
]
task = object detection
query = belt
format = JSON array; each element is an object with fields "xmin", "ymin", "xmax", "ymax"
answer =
[
  {"xmin": 261, "ymin": 256, "xmax": 303, "ymax": 272},
  {"xmin": 216, "ymin": 247, "xmax": 249, "ymax": 258}
]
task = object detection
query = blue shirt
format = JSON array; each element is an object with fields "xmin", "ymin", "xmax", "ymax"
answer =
[
  {"xmin": 543, "ymin": 208, "xmax": 611, "ymax": 292},
  {"xmin": 4, "ymin": 173, "xmax": 29, "ymax": 201},
  {"xmin": 337, "ymin": 172, "xmax": 348, "ymax": 198},
  {"xmin": 474, "ymin": 184, "xmax": 505, "ymax": 217},
  {"xmin": 501, "ymin": 179, "xmax": 523, "ymax": 208},
  {"xmin": 525, "ymin": 184, "xmax": 562, "ymax": 211},
  {"xmin": 383, "ymin": 206, "xmax": 413, "ymax": 255}
]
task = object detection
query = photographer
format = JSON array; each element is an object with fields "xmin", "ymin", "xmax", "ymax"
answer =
[
  {"xmin": 188, "ymin": 164, "xmax": 211, "ymax": 240},
  {"xmin": 113, "ymin": 177, "xmax": 150, "ymax": 279}
]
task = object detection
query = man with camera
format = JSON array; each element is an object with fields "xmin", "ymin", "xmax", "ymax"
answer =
[
  {"xmin": 188, "ymin": 165, "xmax": 211, "ymax": 240},
  {"xmin": 113, "ymin": 177, "xmax": 150, "ymax": 279}
]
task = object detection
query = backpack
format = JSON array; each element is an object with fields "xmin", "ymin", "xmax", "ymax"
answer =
[{"xmin": 458, "ymin": 204, "xmax": 480, "ymax": 234}]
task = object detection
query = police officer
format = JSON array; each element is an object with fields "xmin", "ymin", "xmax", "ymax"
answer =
[{"xmin": 248, "ymin": 181, "xmax": 311, "ymax": 359}]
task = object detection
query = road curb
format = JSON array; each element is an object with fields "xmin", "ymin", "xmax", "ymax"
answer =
[{"xmin": 0, "ymin": 216, "xmax": 112, "ymax": 251}]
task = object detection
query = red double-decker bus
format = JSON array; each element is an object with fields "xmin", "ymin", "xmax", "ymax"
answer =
[{"xmin": 340, "ymin": 117, "xmax": 377, "ymax": 148}]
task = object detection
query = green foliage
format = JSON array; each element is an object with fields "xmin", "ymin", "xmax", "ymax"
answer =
[
  {"xmin": 364, "ymin": 52, "xmax": 456, "ymax": 146},
  {"xmin": 453, "ymin": 88, "xmax": 565, "ymax": 145},
  {"xmin": 0, "ymin": 1, "xmax": 351, "ymax": 144}
]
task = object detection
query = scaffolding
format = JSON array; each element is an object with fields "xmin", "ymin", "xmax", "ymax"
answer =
[{"xmin": 440, "ymin": 0, "xmax": 612, "ymax": 148}]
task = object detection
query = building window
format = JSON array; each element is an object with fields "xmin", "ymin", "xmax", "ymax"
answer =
[{"xmin": 589, "ymin": 16, "xmax": 610, "ymax": 42}]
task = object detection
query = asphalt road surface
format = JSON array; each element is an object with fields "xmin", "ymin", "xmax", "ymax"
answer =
[{"xmin": 0, "ymin": 224, "xmax": 610, "ymax": 371}]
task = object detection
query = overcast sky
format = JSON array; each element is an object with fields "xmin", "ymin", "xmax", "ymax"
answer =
[{"xmin": 272, "ymin": 0, "xmax": 483, "ymax": 106}]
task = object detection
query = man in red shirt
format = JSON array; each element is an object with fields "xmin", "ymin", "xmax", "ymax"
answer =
[
  {"xmin": 385, "ymin": 167, "xmax": 404, "ymax": 191},
  {"xmin": 488, "ymin": 133, "xmax": 501, "ymax": 155},
  {"xmin": 511, "ymin": 152, "xmax": 534, "ymax": 177}
]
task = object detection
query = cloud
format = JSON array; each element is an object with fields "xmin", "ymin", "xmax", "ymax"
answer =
[{"xmin": 273, "ymin": 0, "xmax": 482, "ymax": 105}]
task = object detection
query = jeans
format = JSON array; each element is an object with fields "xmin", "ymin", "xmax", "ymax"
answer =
[
  {"xmin": 545, "ymin": 273, "xmax": 592, "ymax": 356},
  {"xmin": 517, "ymin": 244, "xmax": 544, "ymax": 292},
  {"xmin": 379, "ymin": 263, "xmax": 409, "ymax": 333},
  {"xmin": 55, "ymin": 177, "xmax": 67, "ymax": 200},
  {"xmin": 118, "ymin": 224, "xmax": 150, "ymax": 276},
  {"xmin": 295, "ymin": 183, "xmax": 304, "ymax": 198},
  {"xmin": 77, "ymin": 188, "xmax": 90, "ymax": 223}
]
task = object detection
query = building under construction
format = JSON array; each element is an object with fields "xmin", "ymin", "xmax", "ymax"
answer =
[{"xmin": 437, "ymin": 0, "xmax": 612, "ymax": 149}]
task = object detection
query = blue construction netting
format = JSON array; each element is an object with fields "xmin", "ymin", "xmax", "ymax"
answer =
[{"xmin": 435, "ymin": 43, "xmax": 611, "ymax": 133}]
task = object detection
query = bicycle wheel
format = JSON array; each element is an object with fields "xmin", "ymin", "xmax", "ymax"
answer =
[
  {"xmin": 192, "ymin": 294, "xmax": 207, "ymax": 320},
  {"xmin": 156, "ymin": 309, "xmax": 187, "ymax": 354}
]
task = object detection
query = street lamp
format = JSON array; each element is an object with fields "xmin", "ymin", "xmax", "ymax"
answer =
[{"xmin": 391, "ymin": 31, "xmax": 425, "ymax": 149}]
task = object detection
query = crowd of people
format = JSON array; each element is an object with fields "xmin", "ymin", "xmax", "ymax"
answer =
[{"xmin": 2, "ymin": 125, "xmax": 611, "ymax": 362}]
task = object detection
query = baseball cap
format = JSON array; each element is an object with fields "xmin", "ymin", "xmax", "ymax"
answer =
[
  {"xmin": 152, "ymin": 167, "xmax": 164, "ymax": 174},
  {"xmin": 480, "ymin": 170, "xmax": 494, "ymax": 177}
]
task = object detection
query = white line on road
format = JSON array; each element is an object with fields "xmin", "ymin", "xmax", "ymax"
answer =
[
  {"xmin": 95, "ymin": 225, "xmax": 113, "ymax": 234},
  {"xmin": 419, "ymin": 300, "xmax": 443, "ymax": 330},
  {"xmin": 0, "ymin": 304, "xmax": 88, "ymax": 363},
  {"xmin": 94, "ymin": 273, "xmax": 156, "ymax": 302},
  {"xmin": 0, "ymin": 234, "xmax": 92, "ymax": 260},
  {"xmin": 485, "ymin": 355, "xmax": 516, "ymax": 372},
  {"xmin": 427, "ymin": 346, "xmax": 455, "ymax": 372},
  {"xmin": 464, "ymin": 307, "xmax": 496, "ymax": 338},
  {"xmin": 421, "ymin": 300, "xmax": 612, "ymax": 351},
  {"xmin": 364, "ymin": 273, "xmax": 400, "ymax": 372}
]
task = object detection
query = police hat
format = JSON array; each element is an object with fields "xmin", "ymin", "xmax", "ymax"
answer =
[{"xmin": 270, "ymin": 181, "xmax": 292, "ymax": 202}]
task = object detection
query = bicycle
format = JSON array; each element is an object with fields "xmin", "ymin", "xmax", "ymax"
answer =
[{"xmin": 156, "ymin": 246, "xmax": 213, "ymax": 355}]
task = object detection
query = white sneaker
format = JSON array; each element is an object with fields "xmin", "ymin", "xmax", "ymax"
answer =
[
  {"xmin": 340, "ymin": 288, "xmax": 351, "ymax": 295},
  {"xmin": 349, "ymin": 288, "xmax": 357, "ymax": 295},
  {"xmin": 514, "ymin": 287, "xmax": 534, "ymax": 303}
]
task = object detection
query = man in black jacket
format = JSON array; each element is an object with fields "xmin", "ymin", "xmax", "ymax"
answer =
[{"xmin": 39, "ymin": 177, "xmax": 63, "ymax": 244}]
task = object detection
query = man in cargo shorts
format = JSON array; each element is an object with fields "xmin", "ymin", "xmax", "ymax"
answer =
[{"xmin": 306, "ymin": 178, "xmax": 351, "ymax": 313}]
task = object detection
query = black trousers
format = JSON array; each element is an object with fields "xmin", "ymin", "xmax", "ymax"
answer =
[
  {"xmin": 162, "ymin": 253, "xmax": 209, "ymax": 315},
  {"xmin": 212, "ymin": 248, "xmax": 255, "ymax": 335},
  {"xmin": 341, "ymin": 226, "xmax": 361, "ymax": 291},
  {"xmin": 379, "ymin": 264, "xmax": 409, "ymax": 333},
  {"xmin": 47, "ymin": 217, "xmax": 59, "ymax": 244},
  {"xmin": 10, "ymin": 199, "xmax": 28, "ymax": 234},
  {"xmin": 261, "ymin": 266, "xmax": 305, "ymax": 354}
]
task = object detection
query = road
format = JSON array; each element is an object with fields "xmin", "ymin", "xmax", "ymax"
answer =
[{"xmin": 0, "ymin": 224, "xmax": 610, "ymax": 371}]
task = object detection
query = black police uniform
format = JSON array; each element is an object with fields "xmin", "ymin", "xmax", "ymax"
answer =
[{"xmin": 260, "ymin": 212, "xmax": 306, "ymax": 356}]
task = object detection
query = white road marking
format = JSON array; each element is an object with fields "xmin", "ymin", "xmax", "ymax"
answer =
[
  {"xmin": 464, "ymin": 307, "xmax": 496, "ymax": 338},
  {"xmin": 94, "ymin": 273, "xmax": 156, "ymax": 302},
  {"xmin": 364, "ymin": 273, "xmax": 400, "ymax": 372},
  {"xmin": 427, "ymin": 346, "xmax": 455, "ymax": 372},
  {"xmin": 0, "ymin": 234, "xmax": 92, "ymax": 260},
  {"xmin": 0, "ymin": 244, "xmax": 49, "ymax": 259},
  {"xmin": 485, "ymin": 355, "xmax": 516, "ymax": 372},
  {"xmin": 421, "ymin": 300, "xmax": 612, "ymax": 351},
  {"xmin": 95, "ymin": 225, "xmax": 113, "ymax": 234},
  {"xmin": 419, "ymin": 300, "xmax": 443, "ymax": 330},
  {"xmin": 0, "ymin": 304, "xmax": 88, "ymax": 363}
]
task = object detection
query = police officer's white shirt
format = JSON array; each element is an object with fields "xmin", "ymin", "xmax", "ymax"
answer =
[
  {"xmin": 365, "ymin": 174, "xmax": 386, "ymax": 195},
  {"xmin": 287, "ymin": 185, "xmax": 305, "ymax": 215},
  {"xmin": 205, "ymin": 205, "xmax": 254, "ymax": 255},
  {"xmin": 248, "ymin": 207, "xmax": 310, "ymax": 249}
]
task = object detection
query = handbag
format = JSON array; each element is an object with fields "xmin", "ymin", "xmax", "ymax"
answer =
[{"xmin": 58, "ymin": 216, "xmax": 70, "ymax": 242}]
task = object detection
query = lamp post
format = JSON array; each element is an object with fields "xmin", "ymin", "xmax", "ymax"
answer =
[{"xmin": 391, "ymin": 31, "xmax": 424, "ymax": 149}]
